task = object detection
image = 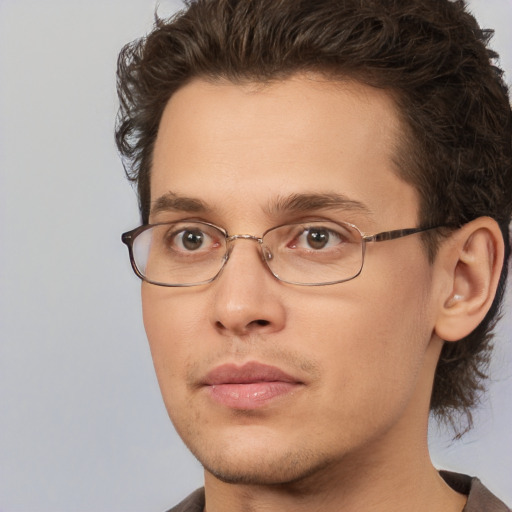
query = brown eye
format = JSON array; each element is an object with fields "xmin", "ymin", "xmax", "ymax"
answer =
[
  {"xmin": 162, "ymin": 223, "xmax": 223, "ymax": 255},
  {"xmin": 180, "ymin": 229, "xmax": 204, "ymax": 251},
  {"xmin": 306, "ymin": 229, "xmax": 330, "ymax": 249},
  {"xmin": 284, "ymin": 224, "xmax": 348, "ymax": 252}
]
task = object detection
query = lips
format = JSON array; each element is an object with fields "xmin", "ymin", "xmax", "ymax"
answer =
[{"xmin": 202, "ymin": 361, "xmax": 303, "ymax": 409}]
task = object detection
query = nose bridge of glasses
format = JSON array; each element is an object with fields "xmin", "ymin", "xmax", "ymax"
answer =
[
  {"xmin": 226, "ymin": 234, "xmax": 264, "ymax": 243},
  {"xmin": 225, "ymin": 234, "xmax": 271, "ymax": 264}
]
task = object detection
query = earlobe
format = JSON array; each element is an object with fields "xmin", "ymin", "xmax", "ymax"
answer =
[{"xmin": 434, "ymin": 217, "xmax": 504, "ymax": 342}]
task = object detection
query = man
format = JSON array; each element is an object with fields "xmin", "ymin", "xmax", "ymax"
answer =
[{"xmin": 117, "ymin": 0, "xmax": 512, "ymax": 510}]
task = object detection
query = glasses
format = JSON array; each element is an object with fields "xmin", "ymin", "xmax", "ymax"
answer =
[{"xmin": 121, "ymin": 220, "xmax": 440, "ymax": 287}]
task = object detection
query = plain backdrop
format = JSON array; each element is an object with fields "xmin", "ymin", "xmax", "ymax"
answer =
[{"xmin": 0, "ymin": 1, "xmax": 511, "ymax": 511}]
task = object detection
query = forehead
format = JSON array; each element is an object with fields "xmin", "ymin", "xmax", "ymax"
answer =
[{"xmin": 151, "ymin": 75, "xmax": 419, "ymax": 228}]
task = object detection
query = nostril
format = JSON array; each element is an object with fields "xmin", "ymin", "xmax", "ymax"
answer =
[{"xmin": 214, "ymin": 318, "xmax": 270, "ymax": 332}]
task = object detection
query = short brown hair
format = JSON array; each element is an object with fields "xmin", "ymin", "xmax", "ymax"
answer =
[{"xmin": 115, "ymin": 0, "xmax": 512, "ymax": 431}]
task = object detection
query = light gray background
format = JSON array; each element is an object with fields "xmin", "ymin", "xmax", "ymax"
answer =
[{"xmin": 0, "ymin": 1, "xmax": 511, "ymax": 511}]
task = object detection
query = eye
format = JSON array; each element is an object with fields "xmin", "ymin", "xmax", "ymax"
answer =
[
  {"xmin": 177, "ymin": 229, "xmax": 206, "ymax": 251},
  {"xmin": 304, "ymin": 228, "xmax": 334, "ymax": 249},
  {"xmin": 162, "ymin": 224, "xmax": 221, "ymax": 253},
  {"xmin": 293, "ymin": 226, "xmax": 344, "ymax": 250}
]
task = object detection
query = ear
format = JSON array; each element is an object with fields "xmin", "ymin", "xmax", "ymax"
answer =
[{"xmin": 434, "ymin": 217, "xmax": 504, "ymax": 342}]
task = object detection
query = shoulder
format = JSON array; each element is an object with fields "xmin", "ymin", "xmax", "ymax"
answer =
[
  {"xmin": 164, "ymin": 488, "xmax": 205, "ymax": 512},
  {"xmin": 440, "ymin": 471, "xmax": 511, "ymax": 512}
]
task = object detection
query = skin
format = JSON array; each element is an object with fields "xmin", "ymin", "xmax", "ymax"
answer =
[{"xmin": 143, "ymin": 75, "xmax": 471, "ymax": 512}]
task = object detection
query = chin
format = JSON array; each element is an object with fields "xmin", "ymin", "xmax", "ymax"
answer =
[{"xmin": 197, "ymin": 445, "xmax": 335, "ymax": 486}]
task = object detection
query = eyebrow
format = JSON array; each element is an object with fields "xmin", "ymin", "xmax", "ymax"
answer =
[
  {"xmin": 266, "ymin": 192, "xmax": 373, "ymax": 217},
  {"xmin": 150, "ymin": 192, "xmax": 211, "ymax": 216},
  {"xmin": 150, "ymin": 191, "xmax": 373, "ymax": 219}
]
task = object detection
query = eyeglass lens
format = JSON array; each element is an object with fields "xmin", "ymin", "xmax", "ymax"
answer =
[{"xmin": 130, "ymin": 221, "xmax": 364, "ymax": 286}]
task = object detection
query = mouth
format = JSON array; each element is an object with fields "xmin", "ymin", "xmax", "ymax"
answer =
[{"xmin": 201, "ymin": 361, "xmax": 304, "ymax": 409}]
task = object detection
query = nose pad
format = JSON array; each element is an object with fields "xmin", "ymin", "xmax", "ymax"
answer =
[
  {"xmin": 220, "ymin": 237, "xmax": 270, "ymax": 278},
  {"xmin": 224, "ymin": 237, "xmax": 273, "ymax": 277},
  {"xmin": 262, "ymin": 245, "xmax": 273, "ymax": 262}
]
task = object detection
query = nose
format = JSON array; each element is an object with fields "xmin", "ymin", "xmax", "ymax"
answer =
[{"xmin": 210, "ymin": 239, "xmax": 286, "ymax": 337}]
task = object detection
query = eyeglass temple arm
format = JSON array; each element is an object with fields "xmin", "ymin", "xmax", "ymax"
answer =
[{"xmin": 364, "ymin": 226, "xmax": 442, "ymax": 243}]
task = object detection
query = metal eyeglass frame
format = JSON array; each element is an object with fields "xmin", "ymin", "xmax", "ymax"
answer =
[{"xmin": 121, "ymin": 221, "xmax": 444, "ymax": 287}]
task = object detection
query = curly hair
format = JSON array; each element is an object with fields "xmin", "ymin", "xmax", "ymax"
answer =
[{"xmin": 115, "ymin": 0, "xmax": 512, "ymax": 431}]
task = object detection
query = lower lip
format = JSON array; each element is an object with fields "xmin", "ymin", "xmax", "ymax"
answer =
[{"xmin": 206, "ymin": 382, "xmax": 300, "ymax": 409}]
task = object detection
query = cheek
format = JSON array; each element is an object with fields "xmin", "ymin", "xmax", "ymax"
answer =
[
  {"xmin": 141, "ymin": 286, "xmax": 205, "ymax": 393},
  {"xmin": 305, "ymin": 299, "xmax": 425, "ymax": 385},
  {"xmin": 300, "ymin": 260, "xmax": 434, "ymax": 415}
]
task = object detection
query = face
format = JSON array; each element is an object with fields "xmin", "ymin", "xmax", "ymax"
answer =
[{"xmin": 144, "ymin": 76, "xmax": 442, "ymax": 486}]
